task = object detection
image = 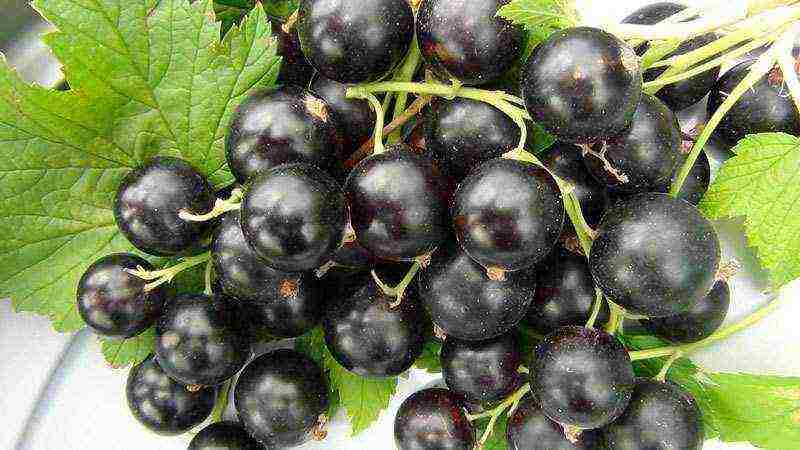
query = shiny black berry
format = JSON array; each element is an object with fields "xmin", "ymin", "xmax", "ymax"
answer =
[
  {"xmin": 540, "ymin": 142, "xmax": 608, "ymax": 229},
  {"xmin": 663, "ymin": 150, "xmax": 711, "ymax": 206},
  {"xmin": 441, "ymin": 333, "xmax": 522, "ymax": 405},
  {"xmin": 212, "ymin": 212, "xmax": 322, "ymax": 337},
  {"xmin": 418, "ymin": 241, "xmax": 536, "ymax": 341},
  {"xmin": 323, "ymin": 281, "xmax": 426, "ymax": 377},
  {"xmin": 394, "ymin": 388, "xmax": 476, "ymax": 450},
  {"xmin": 583, "ymin": 94, "xmax": 681, "ymax": 194},
  {"xmin": 506, "ymin": 394, "xmax": 603, "ymax": 450},
  {"xmin": 601, "ymin": 379, "xmax": 703, "ymax": 450},
  {"xmin": 126, "ymin": 355, "xmax": 215, "ymax": 435},
  {"xmin": 589, "ymin": 193, "xmax": 721, "ymax": 317},
  {"xmin": 532, "ymin": 326, "xmax": 634, "ymax": 429},
  {"xmin": 525, "ymin": 248, "xmax": 609, "ymax": 335},
  {"xmin": 272, "ymin": 20, "xmax": 315, "ymax": 87},
  {"xmin": 311, "ymin": 75, "xmax": 374, "ymax": 155},
  {"xmin": 622, "ymin": 2, "xmax": 684, "ymax": 27},
  {"xmin": 453, "ymin": 158, "xmax": 564, "ymax": 273},
  {"xmin": 416, "ymin": 0, "xmax": 524, "ymax": 85},
  {"xmin": 423, "ymin": 97, "xmax": 520, "ymax": 180},
  {"xmin": 241, "ymin": 163, "xmax": 347, "ymax": 271},
  {"xmin": 77, "ymin": 253, "xmax": 165, "ymax": 338},
  {"xmin": 114, "ymin": 156, "xmax": 215, "ymax": 256},
  {"xmin": 235, "ymin": 349, "xmax": 329, "ymax": 448},
  {"xmin": 155, "ymin": 293, "xmax": 248, "ymax": 386},
  {"xmin": 188, "ymin": 421, "xmax": 262, "ymax": 450},
  {"xmin": 644, "ymin": 280, "xmax": 730, "ymax": 344},
  {"xmin": 346, "ymin": 145, "xmax": 450, "ymax": 261},
  {"xmin": 522, "ymin": 27, "xmax": 642, "ymax": 144},
  {"xmin": 225, "ymin": 86, "xmax": 339, "ymax": 184},
  {"xmin": 708, "ymin": 59, "xmax": 800, "ymax": 145},
  {"xmin": 297, "ymin": 0, "xmax": 414, "ymax": 83}
]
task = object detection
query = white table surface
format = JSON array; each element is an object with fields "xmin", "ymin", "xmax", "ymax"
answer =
[{"xmin": 1, "ymin": 1, "xmax": 798, "ymax": 449}]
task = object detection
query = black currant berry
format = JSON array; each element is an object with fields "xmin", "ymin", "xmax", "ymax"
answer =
[
  {"xmin": 155, "ymin": 293, "xmax": 248, "ymax": 386},
  {"xmin": 241, "ymin": 163, "xmax": 347, "ymax": 271},
  {"xmin": 662, "ymin": 150, "xmax": 711, "ymax": 206},
  {"xmin": 589, "ymin": 193, "xmax": 721, "ymax": 317},
  {"xmin": 540, "ymin": 142, "xmax": 608, "ymax": 229},
  {"xmin": 418, "ymin": 241, "xmax": 536, "ymax": 341},
  {"xmin": 114, "ymin": 156, "xmax": 215, "ymax": 256},
  {"xmin": 506, "ymin": 394, "xmax": 603, "ymax": 450},
  {"xmin": 644, "ymin": 280, "xmax": 730, "ymax": 344},
  {"xmin": 394, "ymin": 388, "xmax": 476, "ymax": 450},
  {"xmin": 323, "ymin": 281, "xmax": 426, "ymax": 377},
  {"xmin": 423, "ymin": 97, "xmax": 520, "ymax": 180},
  {"xmin": 225, "ymin": 86, "xmax": 339, "ymax": 184},
  {"xmin": 311, "ymin": 75, "xmax": 374, "ymax": 154},
  {"xmin": 583, "ymin": 94, "xmax": 681, "ymax": 194},
  {"xmin": 77, "ymin": 253, "xmax": 164, "ymax": 338},
  {"xmin": 624, "ymin": 4, "xmax": 720, "ymax": 111},
  {"xmin": 346, "ymin": 145, "xmax": 450, "ymax": 261},
  {"xmin": 531, "ymin": 326, "xmax": 634, "ymax": 429},
  {"xmin": 522, "ymin": 27, "xmax": 642, "ymax": 144},
  {"xmin": 188, "ymin": 421, "xmax": 262, "ymax": 450},
  {"xmin": 297, "ymin": 0, "xmax": 414, "ymax": 83},
  {"xmin": 601, "ymin": 379, "xmax": 703, "ymax": 450},
  {"xmin": 126, "ymin": 355, "xmax": 215, "ymax": 435},
  {"xmin": 708, "ymin": 59, "xmax": 800, "ymax": 145},
  {"xmin": 212, "ymin": 212, "xmax": 322, "ymax": 337},
  {"xmin": 235, "ymin": 349, "xmax": 329, "ymax": 448},
  {"xmin": 416, "ymin": 0, "xmax": 524, "ymax": 85},
  {"xmin": 453, "ymin": 158, "xmax": 564, "ymax": 273},
  {"xmin": 525, "ymin": 248, "xmax": 609, "ymax": 335},
  {"xmin": 441, "ymin": 333, "xmax": 522, "ymax": 405},
  {"xmin": 272, "ymin": 20, "xmax": 315, "ymax": 87},
  {"xmin": 329, "ymin": 240, "xmax": 380, "ymax": 271}
]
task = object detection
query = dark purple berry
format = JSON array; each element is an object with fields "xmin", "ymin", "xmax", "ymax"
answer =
[
  {"xmin": 441, "ymin": 333, "xmax": 522, "ymax": 405},
  {"xmin": 394, "ymin": 388, "xmax": 476, "ymax": 450},
  {"xmin": 311, "ymin": 75, "xmax": 374, "ymax": 155},
  {"xmin": 644, "ymin": 280, "xmax": 730, "ymax": 344},
  {"xmin": 272, "ymin": 20, "xmax": 315, "ymax": 88},
  {"xmin": 507, "ymin": 394, "xmax": 603, "ymax": 450},
  {"xmin": 188, "ymin": 421, "xmax": 262, "ymax": 450}
]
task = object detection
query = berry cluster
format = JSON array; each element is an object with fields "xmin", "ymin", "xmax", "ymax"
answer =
[{"xmin": 70, "ymin": 1, "xmax": 796, "ymax": 449}]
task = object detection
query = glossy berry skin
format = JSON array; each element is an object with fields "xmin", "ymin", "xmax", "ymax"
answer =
[
  {"xmin": 241, "ymin": 163, "xmax": 347, "ymax": 271},
  {"xmin": 645, "ymin": 280, "xmax": 730, "ymax": 344},
  {"xmin": 272, "ymin": 20, "xmax": 314, "ymax": 87},
  {"xmin": 297, "ymin": 0, "xmax": 414, "ymax": 83},
  {"xmin": 416, "ymin": 0, "xmax": 524, "ymax": 85},
  {"xmin": 708, "ymin": 60, "xmax": 800, "ymax": 145},
  {"xmin": 188, "ymin": 421, "xmax": 262, "ymax": 450},
  {"xmin": 590, "ymin": 193, "xmax": 721, "ymax": 317},
  {"xmin": 126, "ymin": 355, "xmax": 215, "ymax": 435},
  {"xmin": 601, "ymin": 379, "xmax": 703, "ymax": 450},
  {"xmin": 114, "ymin": 156, "xmax": 215, "ymax": 256},
  {"xmin": 225, "ymin": 86, "xmax": 339, "ymax": 184},
  {"xmin": 311, "ymin": 75, "xmax": 374, "ymax": 154},
  {"xmin": 423, "ymin": 97, "xmax": 520, "ymax": 180},
  {"xmin": 212, "ymin": 212, "xmax": 322, "ymax": 337},
  {"xmin": 418, "ymin": 241, "xmax": 536, "ymax": 341},
  {"xmin": 394, "ymin": 388, "xmax": 476, "ymax": 450},
  {"xmin": 323, "ymin": 281, "xmax": 426, "ymax": 377},
  {"xmin": 235, "ymin": 349, "xmax": 329, "ymax": 448},
  {"xmin": 522, "ymin": 27, "xmax": 642, "ymax": 144},
  {"xmin": 531, "ymin": 326, "xmax": 634, "ymax": 429},
  {"xmin": 441, "ymin": 333, "xmax": 522, "ymax": 406},
  {"xmin": 584, "ymin": 94, "xmax": 681, "ymax": 194},
  {"xmin": 453, "ymin": 158, "xmax": 564, "ymax": 272},
  {"xmin": 662, "ymin": 150, "xmax": 711, "ymax": 206},
  {"xmin": 507, "ymin": 395, "xmax": 603, "ymax": 450},
  {"xmin": 346, "ymin": 145, "xmax": 450, "ymax": 261},
  {"xmin": 540, "ymin": 142, "xmax": 608, "ymax": 229},
  {"xmin": 525, "ymin": 248, "xmax": 609, "ymax": 335},
  {"xmin": 622, "ymin": 2, "xmax": 684, "ymax": 27},
  {"xmin": 77, "ymin": 253, "xmax": 165, "ymax": 338},
  {"xmin": 155, "ymin": 293, "xmax": 248, "ymax": 386}
]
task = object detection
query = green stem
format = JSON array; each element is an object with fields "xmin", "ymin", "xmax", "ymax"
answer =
[
  {"xmin": 585, "ymin": 289, "xmax": 605, "ymax": 329},
  {"xmin": 204, "ymin": 259, "xmax": 214, "ymax": 296},
  {"xmin": 670, "ymin": 48, "xmax": 776, "ymax": 196},
  {"xmin": 359, "ymin": 93, "xmax": 387, "ymax": 154},
  {"xmin": 387, "ymin": 40, "xmax": 422, "ymax": 143},
  {"xmin": 656, "ymin": 351, "xmax": 683, "ymax": 381},
  {"xmin": 605, "ymin": 303, "xmax": 624, "ymax": 335},
  {"xmin": 630, "ymin": 294, "xmax": 784, "ymax": 361},
  {"xmin": 469, "ymin": 383, "xmax": 531, "ymax": 446},
  {"xmin": 210, "ymin": 379, "xmax": 233, "ymax": 422},
  {"xmin": 178, "ymin": 188, "xmax": 243, "ymax": 222},
  {"xmin": 392, "ymin": 260, "xmax": 422, "ymax": 307},
  {"xmin": 126, "ymin": 252, "xmax": 211, "ymax": 291}
]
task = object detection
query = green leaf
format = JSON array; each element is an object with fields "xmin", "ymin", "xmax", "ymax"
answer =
[
  {"xmin": 99, "ymin": 328, "xmax": 155, "ymax": 369},
  {"xmin": 699, "ymin": 132, "xmax": 800, "ymax": 288},
  {"xmin": 414, "ymin": 339, "xmax": 442, "ymax": 373},
  {"xmin": 474, "ymin": 412, "xmax": 510, "ymax": 450},
  {"xmin": 0, "ymin": 0, "xmax": 280, "ymax": 342},
  {"xmin": 623, "ymin": 333, "xmax": 800, "ymax": 449},
  {"xmin": 497, "ymin": 0, "xmax": 578, "ymax": 41},
  {"xmin": 262, "ymin": 0, "xmax": 299, "ymax": 20}
]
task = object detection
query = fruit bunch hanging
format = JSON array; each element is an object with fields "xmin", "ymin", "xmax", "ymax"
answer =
[{"xmin": 2, "ymin": 0, "xmax": 800, "ymax": 449}]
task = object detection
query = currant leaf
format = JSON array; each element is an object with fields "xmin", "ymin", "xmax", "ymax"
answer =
[{"xmin": 497, "ymin": 0, "xmax": 578, "ymax": 41}]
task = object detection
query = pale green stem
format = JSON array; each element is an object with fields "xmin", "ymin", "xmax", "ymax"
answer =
[{"xmin": 126, "ymin": 252, "xmax": 211, "ymax": 292}]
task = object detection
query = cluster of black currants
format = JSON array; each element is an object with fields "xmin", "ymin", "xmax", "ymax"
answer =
[{"xmin": 70, "ymin": 0, "xmax": 790, "ymax": 449}]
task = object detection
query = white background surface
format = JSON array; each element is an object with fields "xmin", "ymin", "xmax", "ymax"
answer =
[{"xmin": 1, "ymin": 0, "xmax": 798, "ymax": 449}]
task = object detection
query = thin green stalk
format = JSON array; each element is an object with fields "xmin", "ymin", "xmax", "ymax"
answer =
[
  {"xmin": 126, "ymin": 252, "xmax": 211, "ymax": 291},
  {"xmin": 211, "ymin": 380, "xmax": 233, "ymax": 422},
  {"xmin": 387, "ymin": 40, "xmax": 422, "ymax": 143},
  {"xmin": 605, "ymin": 303, "xmax": 624, "ymax": 335},
  {"xmin": 467, "ymin": 383, "xmax": 531, "ymax": 446},
  {"xmin": 585, "ymin": 290, "xmax": 605, "ymax": 329},
  {"xmin": 356, "ymin": 93, "xmax": 387, "ymax": 154},
  {"xmin": 179, "ymin": 187, "xmax": 243, "ymax": 222},
  {"xmin": 204, "ymin": 259, "xmax": 214, "ymax": 296}
]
